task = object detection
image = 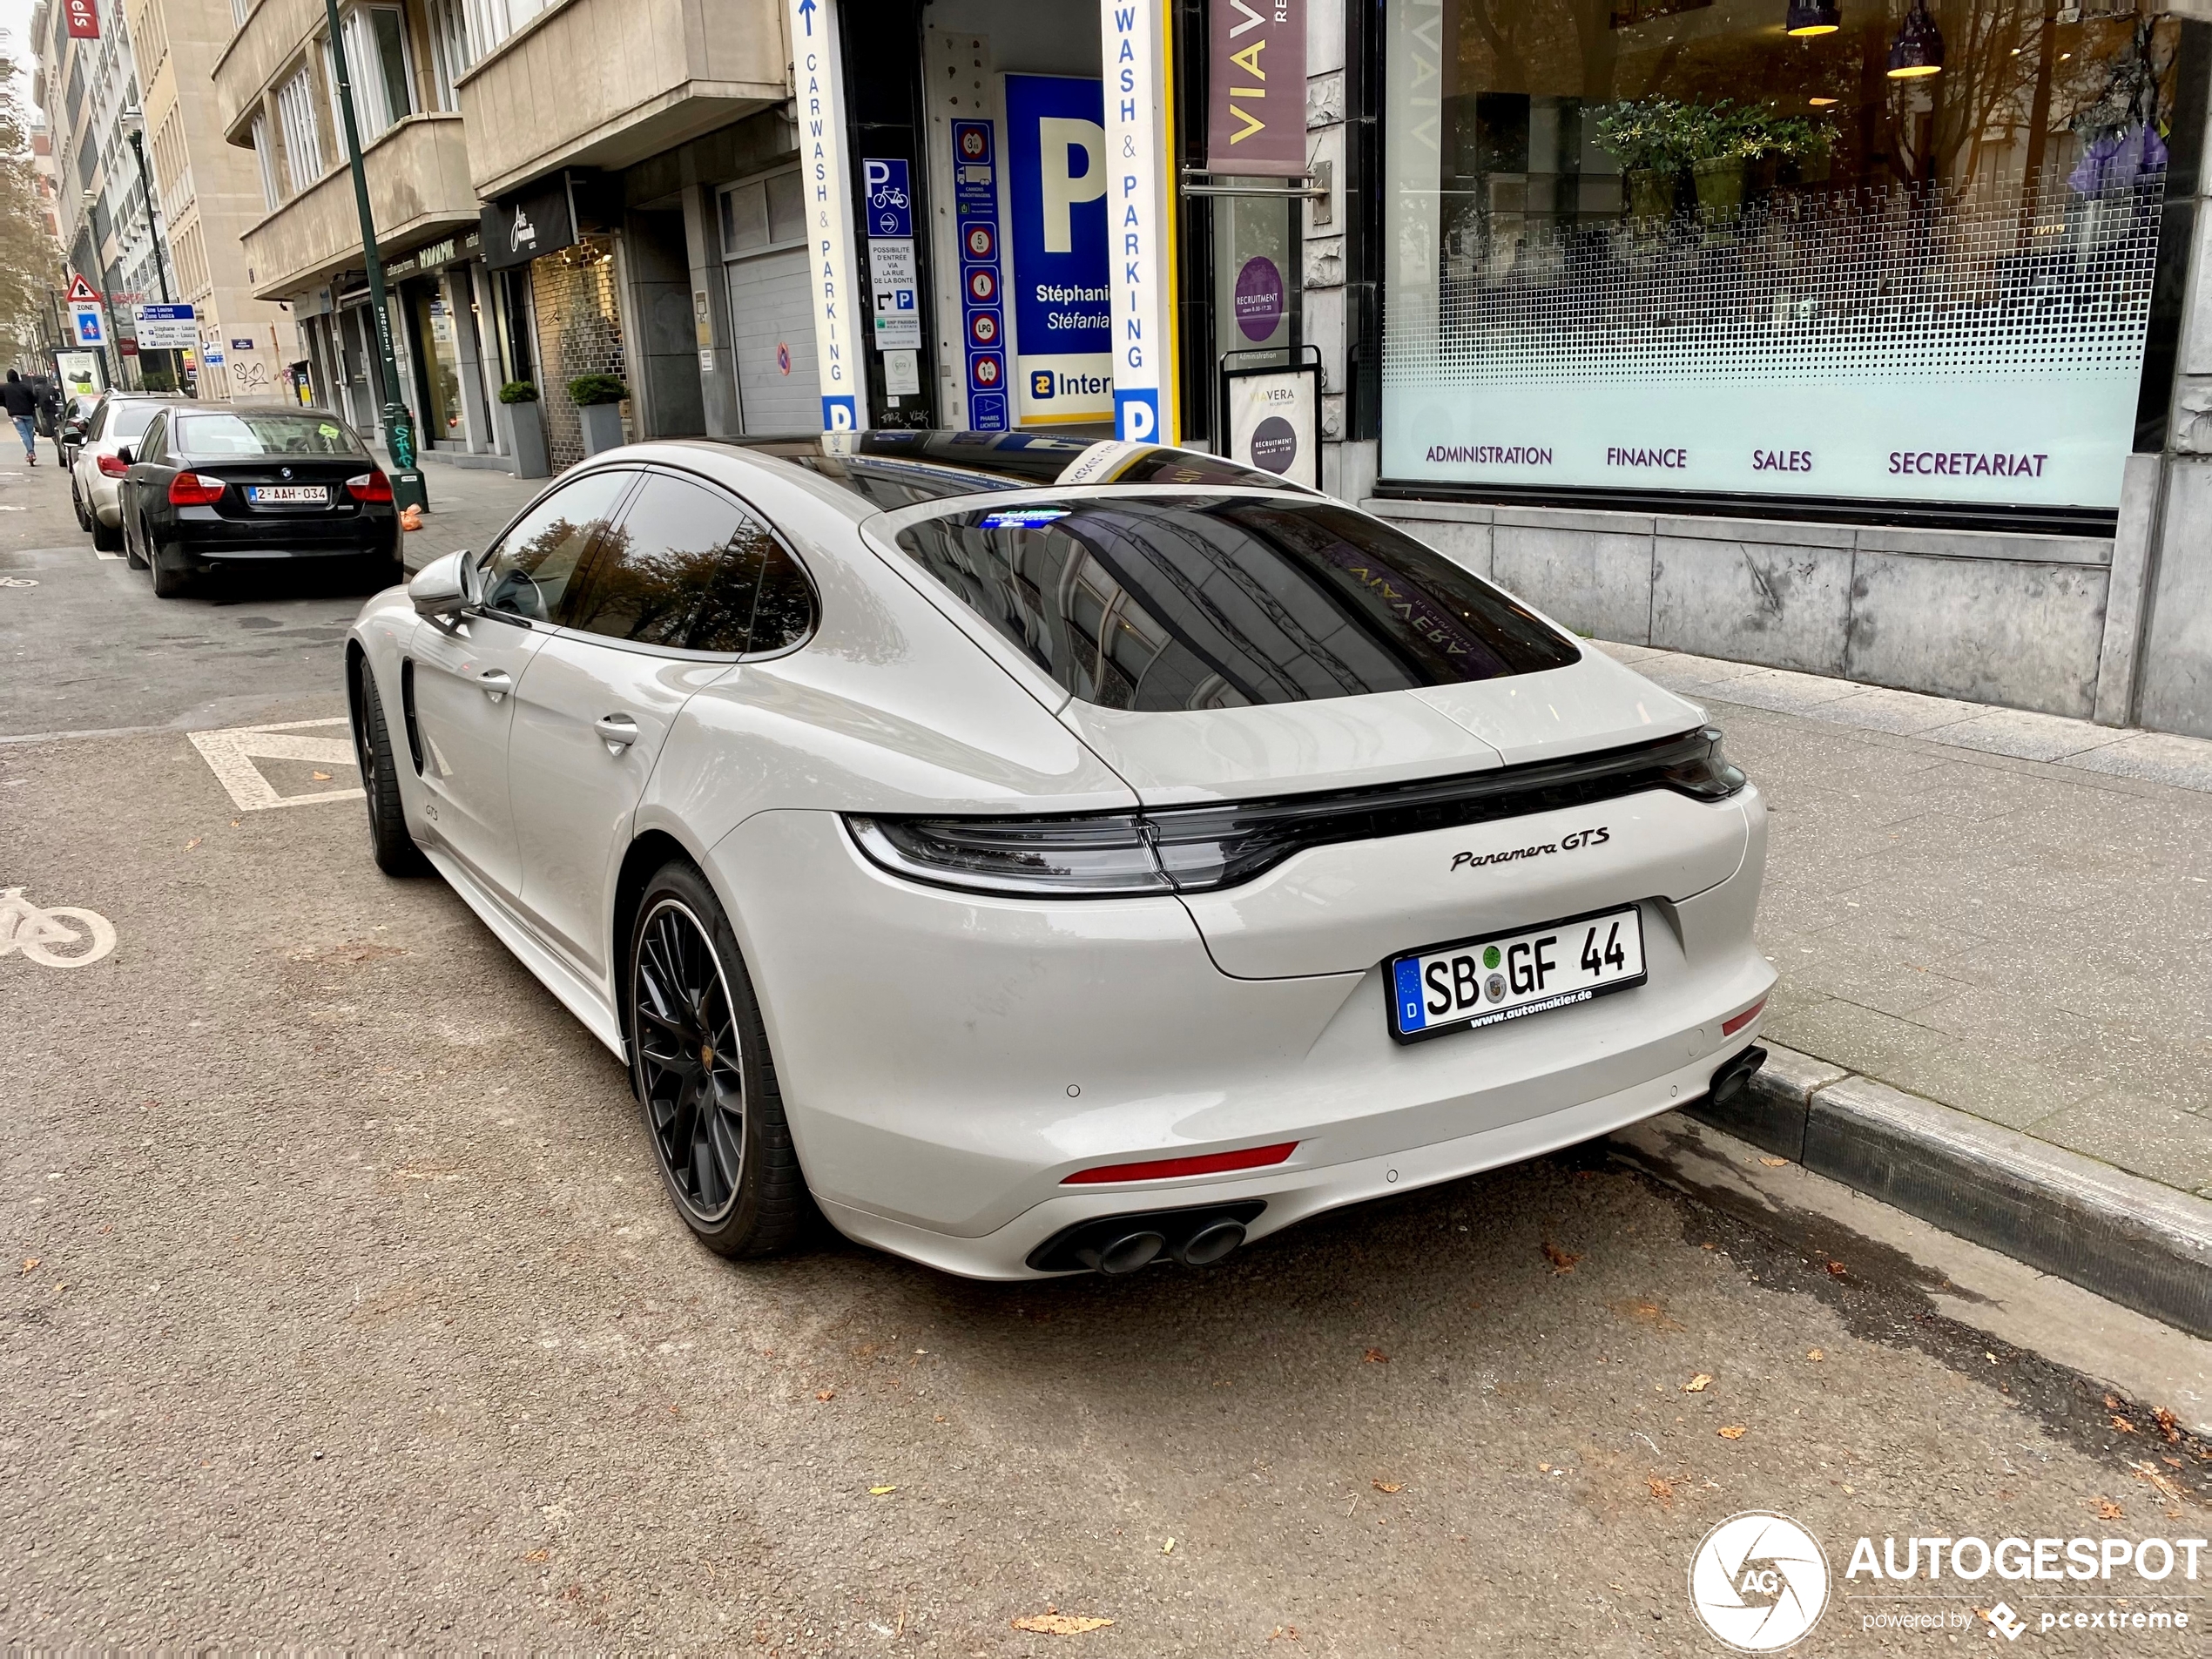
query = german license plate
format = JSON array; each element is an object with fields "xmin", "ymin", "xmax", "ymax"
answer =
[
  {"xmin": 1387, "ymin": 904, "xmax": 1646, "ymax": 1043},
  {"xmin": 246, "ymin": 485, "xmax": 327, "ymax": 503}
]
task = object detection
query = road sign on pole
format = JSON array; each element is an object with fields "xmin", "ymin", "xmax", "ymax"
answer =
[{"xmin": 65, "ymin": 273, "xmax": 98, "ymax": 304}]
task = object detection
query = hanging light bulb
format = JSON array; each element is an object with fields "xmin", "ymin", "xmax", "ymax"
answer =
[
  {"xmin": 1786, "ymin": 0, "xmax": 1842, "ymax": 35},
  {"xmin": 1886, "ymin": 0, "xmax": 1945, "ymax": 76}
]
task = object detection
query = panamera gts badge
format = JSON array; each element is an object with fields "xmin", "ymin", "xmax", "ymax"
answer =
[{"xmin": 1450, "ymin": 826, "xmax": 1609, "ymax": 872}]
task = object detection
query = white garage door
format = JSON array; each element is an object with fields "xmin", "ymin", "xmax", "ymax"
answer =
[{"xmin": 720, "ymin": 169, "xmax": 819, "ymax": 434}]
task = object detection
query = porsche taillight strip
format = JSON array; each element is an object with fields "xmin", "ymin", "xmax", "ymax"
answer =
[{"xmin": 1722, "ymin": 997, "xmax": 1767, "ymax": 1037}]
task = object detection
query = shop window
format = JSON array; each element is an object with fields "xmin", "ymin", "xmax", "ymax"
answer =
[{"xmin": 1380, "ymin": 0, "xmax": 2189, "ymax": 515}]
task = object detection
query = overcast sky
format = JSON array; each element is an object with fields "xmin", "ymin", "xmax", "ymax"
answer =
[{"xmin": 2, "ymin": 0, "xmax": 42, "ymax": 125}]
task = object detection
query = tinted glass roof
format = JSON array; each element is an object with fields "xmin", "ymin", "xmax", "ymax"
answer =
[{"xmin": 721, "ymin": 431, "xmax": 1312, "ymax": 509}]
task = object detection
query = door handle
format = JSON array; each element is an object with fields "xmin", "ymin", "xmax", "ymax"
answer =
[
  {"xmin": 476, "ymin": 668, "xmax": 512, "ymax": 703},
  {"xmin": 595, "ymin": 713, "xmax": 639, "ymax": 753}
]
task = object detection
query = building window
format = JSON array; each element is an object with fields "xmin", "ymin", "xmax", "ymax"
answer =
[
  {"xmin": 718, "ymin": 169, "xmax": 805, "ymax": 259},
  {"xmin": 276, "ymin": 64, "xmax": 325, "ymax": 193},
  {"xmin": 426, "ymin": 0, "xmax": 475, "ymax": 108},
  {"xmin": 231, "ymin": 0, "xmax": 253, "ymax": 27},
  {"xmin": 327, "ymin": 6, "xmax": 417, "ymax": 141},
  {"xmin": 462, "ymin": 0, "xmax": 545, "ymax": 59},
  {"xmin": 1380, "ymin": 0, "xmax": 2189, "ymax": 516},
  {"xmin": 252, "ymin": 111, "xmax": 281, "ymax": 209}
]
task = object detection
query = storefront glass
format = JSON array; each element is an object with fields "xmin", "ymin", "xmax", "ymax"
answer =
[
  {"xmin": 529, "ymin": 236, "xmax": 631, "ymax": 471},
  {"xmin": 1381, "ymin": 0, "xmax": 2188, "ymax": 512},
  {"xmin": 408, "ymin": 283, "xmax": 468, "ymax": 447}
]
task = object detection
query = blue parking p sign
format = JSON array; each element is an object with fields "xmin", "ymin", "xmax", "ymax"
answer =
[{"xmin": 862, "ymin": 158, "xmax": 912, "ymax": 239}]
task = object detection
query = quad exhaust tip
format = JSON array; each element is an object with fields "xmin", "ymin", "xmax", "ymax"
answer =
[{"xmin": 1031, "ymin": 1202, "xmax": 1266, "ymax": 1275}]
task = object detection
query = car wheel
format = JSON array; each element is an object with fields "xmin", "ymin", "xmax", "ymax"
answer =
[
  {"xmin": 125, "ymin": 516, "xmax": 148, "ymax": 570},
  {"xmin": 91, "ymin": 512, "xmax": 121, "ymax": 553},
  {"xmin": 349, "ymin": 652, "xmax": 431, "ymax": 878},
  {"xmin": 148, "ymin": 535, "xmax": 190, "ymax": 597},
  {"xmin": 627, "ymin": 861, "xmax": 808, "ymax": 1258},
  {"xmin": 70, "ymin": 477, "xmax": 90, "ymax": 531}
]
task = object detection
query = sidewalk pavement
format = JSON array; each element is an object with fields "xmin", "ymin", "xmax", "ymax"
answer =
[{"xmin": 1596, "ymin": 639, "xmax": 2212, "ymax": 1333}]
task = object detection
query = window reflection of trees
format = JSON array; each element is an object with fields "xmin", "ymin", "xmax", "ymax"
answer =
[{"xmin": 559, "ymin": 485, "xmax": 816, "ymax": 655}]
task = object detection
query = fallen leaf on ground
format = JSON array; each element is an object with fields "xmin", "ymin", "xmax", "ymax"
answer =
[
  {"xmin": 814, "ymin": 1389, "xmax": 834, "ymax": 1401},
  {"xmin": 1012, "ymin": 1614, "xmax": 1114, "ymax": 1635},
  {"xmin": 1537, "ymin": 1462, "xmax": 1552, "ymax": 1474},
  {"xmin": 1267, "ymin": 1626, "xmax": 1299, "ymax": 1641},
  {"xmin": 868, "ymin": 1485, "xmax": 897, "ymax": 1496},
  {"xmin": 2105, "ymin": 1394, "xmax": 2124, "ymax": 1409},
  {"xmin": 2164, "ymin": 1456, "xmax": 2186, "ymax": 1470},
  {"xmin": 310, "ymin": 770, "xmax": 332, "ymax": 781},
  {"xmin": 1609, "ymin": 1298, "xmax": 1684, "ymax": 1332},
  {"xmin": 525, "ymin": 1548, "xmax": 550, "ymax": 1563},
  {"xmin": 1646, "ymin": 1476, "xmax": 1675, "ymax": 1507},
  {"xmin": 1759, "ymin": 1157, "xmax": 1790, "ymax": 1167},
  {"xmin": 17, "ymin": 1258, "xmax": 37, "ymax": 1277},
  {"xmin": 2095, "ymin": 1499, "xmax": 2125, "ymax": 1520},
  {"xmin": 2130, "ymin": 1460, "xmax": 2184, "ymax": 1501},
  {"xmin": 185, "ymin": 837, "xmax": 202, "ymax": 851},
  {"xmin": 1363, "ymin": 1348, "xmax": 1389, "ymax": 1365},
  {"xmin": 1162, "ymin": 1538, "xmax": 1175, "ymax": 1554},
  {"xmin": 2112, "ymin": 1415, "xmax": 2138, "ymax": 1433},
  {"xmin": 2154, "ymin": 1407, "xmax": 2181, "ymax": 1442},
  {"xmin": 1372, "ymin": 1480, "xmax": 1403, "ymax": 1494},
  {"xmin": 1683, "ymin": 1373, "xmax": 1714, "ymax": 1393},
  {"xmin": 1824, "ymin": 1259, "xmax": 1846, "ymax": 1278},
  {"xmin": 1807, "ymin": 1349, "xmax": 1824, "ymax": 1362},
  {"xmin": 1541, "ymin": 1241, "xmax": 1581, "ymax": 1273},
  {"xmin": 1718, "ymin": 1426, "xmax": 1748, "ymax": 1440}
]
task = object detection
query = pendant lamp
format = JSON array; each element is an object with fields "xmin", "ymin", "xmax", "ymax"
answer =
[{"xmin": 1886, "ymin": 0, "xmax": 1945, "ymax": 77}]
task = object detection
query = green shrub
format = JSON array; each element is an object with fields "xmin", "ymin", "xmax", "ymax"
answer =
[
  {"xmin": 499, "ymin": 379, "xmax": 539, "ymax": 403},
  {"xmin": 567, "ymin": 373, "xmax": 629, "ymax": 407}
]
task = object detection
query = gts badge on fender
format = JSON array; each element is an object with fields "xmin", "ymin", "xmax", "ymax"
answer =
[{"xmin": 1449, "ymin": 826, "xmax": 1608, "ymax": 873}]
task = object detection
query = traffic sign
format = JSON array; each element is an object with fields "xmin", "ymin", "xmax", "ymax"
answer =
[
  {"xmin": 69, "ymin": 302, "xmax": 105, "ymax": 347},
  {"xmin": 65, "ymin": 273, "xmax": 98, "ymax": 304}
]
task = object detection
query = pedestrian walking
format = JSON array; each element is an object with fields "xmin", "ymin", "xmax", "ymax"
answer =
[{"xmin": 2, "ymin": 370, "xmax": 40, "ymax": 465}]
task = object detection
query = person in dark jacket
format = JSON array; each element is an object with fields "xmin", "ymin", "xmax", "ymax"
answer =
[{"xmin": 1, "ymin": 370, "xmax": 39, "ymax": 464}]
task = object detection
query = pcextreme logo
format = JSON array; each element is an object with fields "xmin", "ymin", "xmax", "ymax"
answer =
[{"xmin": 1689, "ymin": 1512, "xmax": 1831, "ymax": 1651}]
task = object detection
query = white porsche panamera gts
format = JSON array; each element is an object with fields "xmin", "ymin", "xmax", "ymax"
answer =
[{"xmin": 346, "ymin": 432, "xmax": 1772, "ymax": 1278}]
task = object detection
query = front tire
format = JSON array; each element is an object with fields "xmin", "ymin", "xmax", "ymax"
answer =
[
  {"xmin": 349, "ymin": 653, "xmax": 430, "ymax": 877},
  {"xmin": 125, "ymin": 516, "xmax": 148, "ymax": 570},
  {"xmin": 627, "ymin": 861, "xmax": 806, "ymax": 1258},
  {"xmin": 71, "ymin": 477, "xmax": 90, "ymax": 531}
]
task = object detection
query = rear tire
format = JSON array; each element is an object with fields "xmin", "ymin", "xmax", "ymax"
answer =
[
  {"xmin": 149, "ymin": 536, "xmax": 189, "ymax": 597},
  {"xmin": 125, "ymin": 516, "xmax": 148, "ymax": 570},
  {"xmin": 91, "ymin": 513, "xmax": 120, "ymax": 553},
  {"xmin": 626, "ymin": 860, "xmax": 808, "ymax": 1258},
  {"xmin": 349, "ymin": 653, "xmax": 430, "ymax": 878},
  {"xmin": 70, "ymin": 477, "xmax": 90, "ymax": 531}
]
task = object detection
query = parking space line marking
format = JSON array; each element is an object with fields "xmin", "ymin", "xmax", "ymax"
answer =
[
  {"xmin": 188, "ymin": 718, "xmax": 365, "ymax": 811},
  {"xmin": 93, "ymin": 549, "xmax": 123, "ymax": 562}
]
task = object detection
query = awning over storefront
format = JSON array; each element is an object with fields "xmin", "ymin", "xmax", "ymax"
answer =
[{"xmin": 481, "ymin": 175, "xmax": 579, "ymax": 272}]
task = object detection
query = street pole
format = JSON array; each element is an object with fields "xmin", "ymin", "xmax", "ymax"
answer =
[
  {"xmin": 124, "ymin": 123, "xmax": 184, "ymax": 396},
  {"xmin": 322, "ymin": 0, "xmax": 428, "ymax": 509}
]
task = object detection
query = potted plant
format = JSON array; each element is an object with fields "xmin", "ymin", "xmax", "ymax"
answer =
[
  {"xmin": 1687, "ymin": 101, "xmax": 1763, "ymax": 220},
  {"xmin": 1594, "ymin": 98, "xmax": 1692, "ymax": 222},
  {"xmin": 498, "ymin": 380, "xmax": 550, "ymax": 478},
  {"xmin": 568, "ymin": 373, "xmax": 630, "ymax": 456}
]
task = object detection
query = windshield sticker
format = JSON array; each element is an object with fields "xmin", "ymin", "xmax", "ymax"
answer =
[
  {"xmin": 318, "ymin": 423, "xmax": 341, "ymax": 440},
  {"xmin": 978, "ymin": 508, "xmax": 1070, "ymax": 530}
]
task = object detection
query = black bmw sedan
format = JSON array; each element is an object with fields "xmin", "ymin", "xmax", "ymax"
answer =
[{"xmin": 118, "ymin": 407, "xmax": 402, "ymax": 597}]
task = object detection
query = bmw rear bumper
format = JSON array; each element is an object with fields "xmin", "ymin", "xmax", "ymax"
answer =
[{"xmin": 709, "ymin": 799, "xmax": 1773, "ymax": 1280}]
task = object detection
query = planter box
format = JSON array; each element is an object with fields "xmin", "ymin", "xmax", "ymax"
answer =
[
  {"xmin": 578, "ymin": 401, "xmax": 625, "ymax": 457},
  {"xmin": 507, "ymin": 399, "xmax": 551, "ymax": 478}
]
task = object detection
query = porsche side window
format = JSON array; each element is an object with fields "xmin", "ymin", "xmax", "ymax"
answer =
[
  {"xmin": 560, "ymin": 473, "xmax": 816, "ymax": 655},
  {"xmin": 478, "ymin": 470, "xmax": 633, "ymax": 624}
]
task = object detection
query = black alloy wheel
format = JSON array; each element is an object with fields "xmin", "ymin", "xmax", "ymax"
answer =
[
  {"xmin": 627, "ymin": 862, "xmax": 806, "ymax": 1258},
  {"xmin": 349, "ymin": 651, "xmax": 429, "ymax": 877}
]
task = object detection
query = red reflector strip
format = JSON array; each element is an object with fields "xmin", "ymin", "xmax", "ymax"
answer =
[
  {"xmin": 1722, "ymin": 998, "xmax": 1767, "ymax": 1037},
  {"xmin": 1061, "ymin": 1141, "xmax": 1298, "ymax": 1185}
]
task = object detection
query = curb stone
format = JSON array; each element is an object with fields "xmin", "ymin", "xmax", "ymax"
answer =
[{"xmin": 1682, "ymin": 1045, "xmax": 2212, "ymax": 1340}]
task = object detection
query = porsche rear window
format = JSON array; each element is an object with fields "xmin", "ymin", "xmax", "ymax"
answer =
[{"xmin": 891, "ymin": 497, "xmax": 1579, "ymax": 711}]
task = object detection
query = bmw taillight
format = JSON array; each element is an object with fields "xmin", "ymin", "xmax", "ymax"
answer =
[
  {"xmin": 347, "ymin": 470, "xmax": 394, "ymax": 502},
  {"xmin": 168, "ymin": 473, "xmax": 226, "ymax": 505},
  {"xmin": 95, "ymin": 453, "xmax": 129, "ymax": 477}
]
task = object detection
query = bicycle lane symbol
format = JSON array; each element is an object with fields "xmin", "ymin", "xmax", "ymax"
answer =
[{"xmin": 0, "ymin": 887, "xmax": 117, "ymax": 968}]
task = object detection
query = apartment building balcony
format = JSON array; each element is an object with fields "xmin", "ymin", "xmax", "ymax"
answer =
[
  {"xmin": 456, "ymin": 0, "xmax": 787, "ymax": 201},
  {"xmin": 239, "ymin": 112, "xmax": 477, "ymax": 300}
]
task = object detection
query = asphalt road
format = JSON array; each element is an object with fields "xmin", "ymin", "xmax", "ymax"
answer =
[{"xmin": 3, "ymin": 446, "xmax": 2208, "ymax": 1653}]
